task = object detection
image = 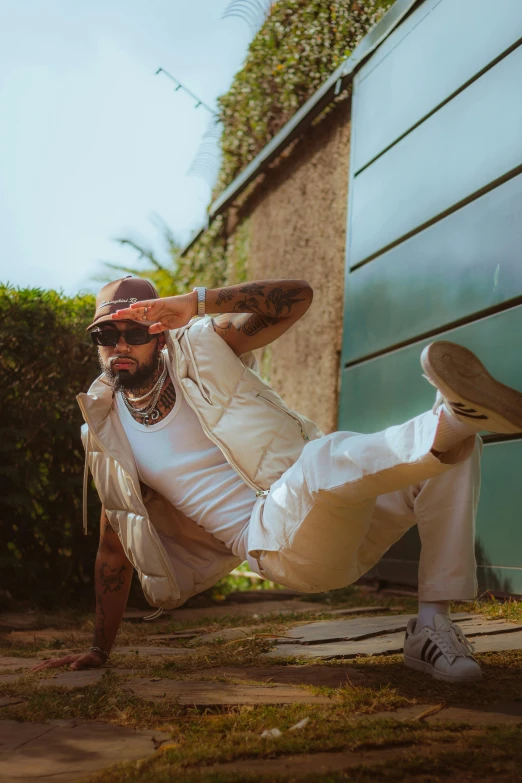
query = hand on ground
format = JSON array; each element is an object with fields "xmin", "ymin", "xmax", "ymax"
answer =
[
  {"xmin": 111, "ymin": 293, "xmax": 197, "ymax": 333},
  {"xmin": 31, "ymin": 652, "xmax": 105, "ymax": 672}
]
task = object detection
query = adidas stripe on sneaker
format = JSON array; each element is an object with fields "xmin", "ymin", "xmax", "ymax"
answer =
[
  {"xmin": 403, "ymin": 614, "xmax": 482, "ymax": 683},
  {"xmin": 421, "ymin": 341, "xmax": 522, "ymax": 435}
]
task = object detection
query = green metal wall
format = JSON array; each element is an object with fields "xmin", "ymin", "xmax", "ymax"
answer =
[{"xmin": 339, "ymin": 0, "xmax": 522, "ymax": 594}]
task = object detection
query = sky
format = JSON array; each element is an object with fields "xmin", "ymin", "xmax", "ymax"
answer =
[{"xmin": 0, "ymin": 0, "xmax": 253, "ymax": 294}]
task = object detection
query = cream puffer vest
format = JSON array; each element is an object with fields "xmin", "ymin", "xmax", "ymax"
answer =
[{"xmin": 78, "ymin": 317, "xmax": 323, "ymax": 609}]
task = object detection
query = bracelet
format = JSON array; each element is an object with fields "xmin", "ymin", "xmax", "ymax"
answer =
[
  {"xmin": 90, "ymin": 645, "xmax": 110, "ymax": 663},
  {"xmin": 193, "ymin": 287, "xmax": 206, "ymax": 317}
]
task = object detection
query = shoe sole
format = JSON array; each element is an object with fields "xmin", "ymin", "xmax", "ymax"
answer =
[
  {"xmin": 404, "ymin": 654, "xmax": 482, "ymax": 683},
  {"xmin": 421, "ymin": 341, "xmax": 522, "ymax": 434}
]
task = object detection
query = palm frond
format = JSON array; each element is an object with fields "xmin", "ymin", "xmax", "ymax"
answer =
[
  {"xmin": 223, "ymin": 0, "xmax": 275, "ymax": 34},
  {"xmin": 94, "ymin": 219, "xmax": 186, "ymax": 297}
]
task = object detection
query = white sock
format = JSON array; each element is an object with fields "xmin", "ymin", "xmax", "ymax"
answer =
[
  {"xmin": 432, "ymin": 404, "xmax": 477, "ymax": 452},
  {"xmin": 415, "ymin": 601, "xmax": 450, "ymax": 633}
]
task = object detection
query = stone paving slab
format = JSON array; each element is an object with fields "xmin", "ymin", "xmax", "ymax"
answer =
[
  {"xmin": 5, "ymin": 629, "xmax": 89, "ymax": 645},
  {"xmin": 188, "ymin": 627, "xmax": 252, "ymax": 646},
  {"xmin": 266, "ymin": 634, "xmax": 406, "ymax": 659},
  {"xmin": 278, "ymin": 613, "xmax": 474, "ymax": 645},
  {"xmin": 123, "ymin": 678, "xmax": 336, "ymax": 704},
  {"xmin": 0, "ymin": 720, "xmax": 169, "ymax": 781},
  {"xmin": 327, "ymin": 606, "xmax": 389, "ymax": 616},
  {"xmin": 0, "ymin": 697, "xmax": 24, "ymax": 708},
  {"xmin": 168, "ymin": 599, "xmax": 331, "ymax": 622},
  {"xmin": 0, "ymin": 721, "xmax": 53, "ymax": 753},
  {"xmin": 0, "ymin": 675, "xmax": 23, "ymax": 685},
  {"xmin": 426, "ymin": 701, "xmax": 522, "ymax": 725},
  {"xmin": 352, "ymin": 702, "xmax": 522, "ymax": 725},
  {"xmin": 362, "ymin": 705, "xmax": 439, "ymax": 722},
  {"xmin": 267, "ymin": 626, "xmax": 522, "ymax": 660},
  {"xmin": 36, "ymin": 669, "xmax": 108, "ymax": 690},
  {"xmin": 472, "ymin": 630, "xmax": 522, "ymax": 653},
  {"xmin": 112, "ymin": 646, "xmax": 194, "ymax": 656},
  {"xmin": 0, "ymin": 658, "xmax": 43, "ymax": 670},
  {"xmin": 146, "ymin": 627, "xmax": 208, "ymax": 641},
  {"xmin": 0, "ymin": 614, "xmax": 64, "ymax": 632},
  {"xmin": 122, "ymin": 599, "xmax": 330, "ymax": 624},
  {"xmin": 185, "ymin": 665, "xmax": 366, "ymax": 687},
  {"xmin": 203, "ymin": 744, "xmax": 455, "ymax": 778},
  {"xmin": 224, "ymin": 589, "xmax": 303, "ymax": 603}
]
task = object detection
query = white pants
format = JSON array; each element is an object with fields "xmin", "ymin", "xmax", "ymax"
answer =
[{"xmin": 251, "ymin": 410, "xmax": 481, "ymax": 602}]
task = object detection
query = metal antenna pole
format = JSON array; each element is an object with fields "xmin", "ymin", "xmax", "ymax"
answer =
[{"xmin": 155, "ymin": 68, "xmax": 217, "ymax": 116}]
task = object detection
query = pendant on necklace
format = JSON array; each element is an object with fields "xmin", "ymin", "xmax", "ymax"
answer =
[{"xmin": 145, "ymin": 409, "xmax": 160, "ymax": 426}]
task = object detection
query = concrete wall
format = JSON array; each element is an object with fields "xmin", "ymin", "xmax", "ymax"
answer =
[{"xmin": 238, "ymin": 100, "xmax": 351, "ymax": 434}]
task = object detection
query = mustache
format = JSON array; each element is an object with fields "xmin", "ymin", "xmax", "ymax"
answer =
[{"xmin": 109, "ymin": 357, "xmax": 137, "ymax": 369}]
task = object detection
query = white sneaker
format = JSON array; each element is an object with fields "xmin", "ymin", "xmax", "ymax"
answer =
[
  {"xmin": 421, "ymin": 341, "xmax": 522, "ymax": 435},
  {"xmin": 403, "ymin": 614, "xmax": 482, "ymax": 683}
]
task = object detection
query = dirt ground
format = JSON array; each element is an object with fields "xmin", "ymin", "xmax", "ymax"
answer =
[{"xmin": 1, "ymin": 585, "xmax": 522, "ymax": 782}]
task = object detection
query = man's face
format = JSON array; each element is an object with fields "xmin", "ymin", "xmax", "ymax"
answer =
[{"xmin": 95, "ymin": 321, "xmax": 163, "ymax": 391}]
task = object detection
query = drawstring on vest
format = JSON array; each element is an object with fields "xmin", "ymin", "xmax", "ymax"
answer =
[
  {"xmin": 83, "ymin": 428, "xmax": 91, "ymax": 536},
  {"xmin": 143, "ymin": 607, "xmax": 164, "ymax": 621}
]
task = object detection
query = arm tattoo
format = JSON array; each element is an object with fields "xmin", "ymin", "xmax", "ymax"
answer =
[
  {"xmin": 99, "ymin": 561, "xmax": 126, "ymax": 594},
  {"xmin": 241, "ymin": 313, "xmax": 279, "ymax": 336},
  {"xmin": 94, "ymin": 593, "xmax": 108, "ymax": 648},
  {"xmin": 239, "ymin": 283, "xmax": 265, "ymax": 297},
  {"xmin": 215, "ymin": 288, "xmax": 235, "ymax": 306},
  {"xmin": 212, "ymin": 317, "xmax": 235, "ymax": 339},
  {"xmin": 214, "ymin": 283, "xmax": 308, "ymax": 341},
  {"xmin": 266, "ymin": 287, "xmax": 306, "ymax": 316}
]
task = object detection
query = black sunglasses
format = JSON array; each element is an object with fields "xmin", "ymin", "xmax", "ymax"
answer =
[{"xmin": 91, "ymin": 327, "xmax": 157, "ymax": 347}]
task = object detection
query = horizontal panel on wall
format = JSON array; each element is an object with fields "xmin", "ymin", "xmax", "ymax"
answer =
[
  {"xmin": 342, "ymin": 173, "xmax": 522, "ymax": 364},
  {"xmin": 348, "ymin": 42, "xmax": 522, "ymax": 268},
  {"xmin": 376, "ymin": 442, "xmax": 522, "ymax": 572},
  {"xmin": 352, "ymin": 0, "xmax": 522, "ymax": 172},
  {"xmin": 338, "ymin": 305, "xmax": 522, "ymax": 434},
  {"xmin": 365, "ymin": 559, "xmax": 522, "ymax": 595},
  {"xmin": 361, "ymin": 440, "xmax": 522, "ymax": 594},
  {"xmin": 475, "ymin": 441, "xmax": 522, "ymax": 573}
]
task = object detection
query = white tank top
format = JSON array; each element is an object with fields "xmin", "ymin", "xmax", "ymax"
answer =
[{"xmin": 114, "ymin": 367, "xmax": 256, "ymax": 557}]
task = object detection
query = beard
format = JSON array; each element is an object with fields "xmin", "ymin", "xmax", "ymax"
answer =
[{"xmin": 99, "ymin": 350, "xmax": 160, "ymax": 392}]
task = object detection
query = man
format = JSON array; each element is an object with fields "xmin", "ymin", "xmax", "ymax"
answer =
[{"xmin": 34, "ymin": 276, "xmax": 522, "ymax": 682}]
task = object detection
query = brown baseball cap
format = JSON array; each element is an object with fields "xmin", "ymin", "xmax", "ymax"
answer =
[{"xmin": 87, "ymin": 276, "xmax": 159, "ymax": 331}]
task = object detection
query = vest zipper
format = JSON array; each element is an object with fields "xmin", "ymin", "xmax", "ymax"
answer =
[
  {"xmin": 181, "ymin": 387, "xmax": 269, "ymax": 497},
  {"xmin": 173, "ymin": 338, "xmax": 269, "ymax": 497},
  {"xmin": 256, "ymin": 393, "xmax": 310, "ymax": 441},
  {"xmin": 77, "ymin": 396, "xmax": 180, "ymax": 596}
]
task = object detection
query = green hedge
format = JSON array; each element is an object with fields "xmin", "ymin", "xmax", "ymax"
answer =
[{"xmin": 0, "ymin": 286, "xmax": 102, "ymax": 608}]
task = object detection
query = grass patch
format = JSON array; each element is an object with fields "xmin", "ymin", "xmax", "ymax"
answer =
[
  {"xmin": 81, "ymin": 723, "xmax": 522, "ymax": 782},
  {"xmin": 1, "ymin": 588, "xmax": 522, "ymax": 782}
]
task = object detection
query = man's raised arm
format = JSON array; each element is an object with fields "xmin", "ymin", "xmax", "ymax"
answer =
[
  {"xmin": 32, "ymin": 507, "xmax": 132, "ymax": 671},
  {"xmin": 208, "ymin": 279, "xmax": 313, "ymax": 355},
  {"xmin": 110, "ymin": 279, "xmax": 314, "ymax": 356}
]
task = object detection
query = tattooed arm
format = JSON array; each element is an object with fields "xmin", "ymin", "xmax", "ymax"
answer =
[
  {"xmin": 110, "ymin": 278, "xmax": 313, "ymax": 355},
  {"xmin": 210, "ymin": 280, "xmax": 313, "ymax": 355},
  {"xmin": 91, "ymin": 507, "xmax": 132, "ymax": 659},
  {"xmin": 32, "ymin": 507, "xmax": 132, "ymax": 672}
]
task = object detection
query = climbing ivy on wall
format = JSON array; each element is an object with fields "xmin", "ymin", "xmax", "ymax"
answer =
[
  {"xmin": 186, "ymin": 0, "xmax": 395, "ymax": 286},
  {"xmin": 177, "ymin": 215, "xmax": 228, "ymax": 290},
  {"xmin": 216, "ymin": 0, "xmax": 395, "ymax": 195}
]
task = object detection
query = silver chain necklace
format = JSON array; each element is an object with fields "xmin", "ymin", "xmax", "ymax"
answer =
[
  {"xmin": 124, "ymin": 353, "xmax": 166, "ymax": 402},
  {"xmin": 120, "ymin": 354, "xmax": 168, "ymax": 426}
]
